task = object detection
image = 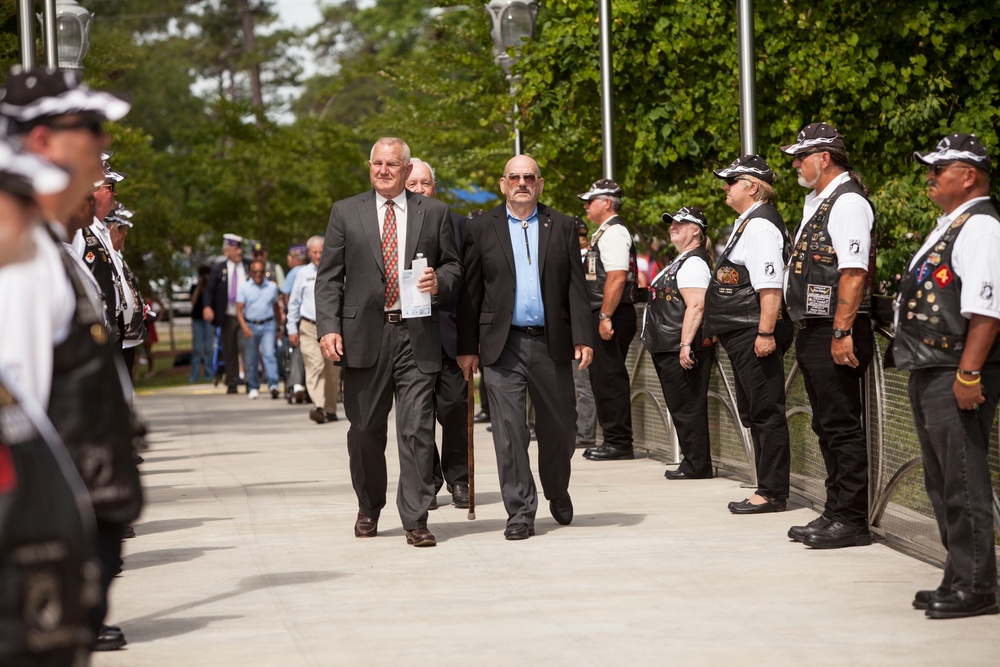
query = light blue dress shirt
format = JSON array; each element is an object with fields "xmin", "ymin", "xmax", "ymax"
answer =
[
  {"xmin": 237, "ymin": 279, "xmax": 279, "ymax": 322},
  {"xmin": 507, "ymin": 206, "xmax": 544, "ymax": 327}
]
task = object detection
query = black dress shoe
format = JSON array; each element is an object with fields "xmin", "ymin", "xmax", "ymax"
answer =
[
  {"xmin": 583, "ymin": 444, "xmax": 635, "ymax": 461},
  {"xmin": 309, "ymin": 408, "xmax": 326, "ymax": 424},
  {"xmin": 729, "ymin": 497, "xmax": 786, "ymax": 514},
  {"xmin": 122, "ymin": 524, "xmax": 136, "ymax": 539},
  {"xmin": 354, "ymin": 512, "xmax": 379, "ymax": 538},
  {"xmin": 664, "ymin": 469, "xmax": 712, "ymax": 480},
  {"xmin": 473, "ymin": 410, "xmax": 491, "ymax": 424},
  {"xmin": 925, "ymin": 590, "xmax": 999, "ymax": 619},
  {"xmin": 226, "ymin": 386, "xmax": 238, "ymax": 394},
  {"xmin": 93, "ymin": 625, "xmax": 127, "ymax": 651},
  {"xmin": 549, "ymin": 496, "xmax": 573, "ymax": 525},
  {"xmin": 503, "ymin": 523, "xmax": 535, "ymax": 540},
  {"xmin": 451, "ymin": 484, "xmax": 470, "ymax": 509},
  {"xmin": 913, "ymin": 587, "xmax": 950, "ymax": 610},
  {"xmin": 787, "ymin": 515, "xmax": 832, "ymax": 542},
  {"xmin": 326, "ymin": 412, "xmax": 339, "ymax": 422},
  {"xmin": 405, "ymin": 528, "xmax": 437, "ymax": 547},
  {"xmin": 801, "ymin": 521, "xmax": 872, "ymax": 549},
  {"xmin": 429, "ymin": 495, "xmax": 439, "ymax": 510}
]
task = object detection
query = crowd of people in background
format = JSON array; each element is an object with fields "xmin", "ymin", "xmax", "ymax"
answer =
[{"xmin": 0, "ymin": 67, "xmax": 998, "ymax": 666}]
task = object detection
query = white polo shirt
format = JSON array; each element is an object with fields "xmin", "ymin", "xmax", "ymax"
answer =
[{"xmin": 722, "ymin": 201, "xmax": 786, "ymax": 291}]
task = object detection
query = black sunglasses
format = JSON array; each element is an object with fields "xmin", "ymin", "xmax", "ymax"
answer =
[
  {"xmin": 929, "ymin": 162, "xmax": 972, "ymax": 176},
  {"xmin": 44, "ymin": 117, "xmax": 106, "ymax": 137},
  {"xmin": 725, "ymin": 176, "xmax": 747, "ymax": 186}
]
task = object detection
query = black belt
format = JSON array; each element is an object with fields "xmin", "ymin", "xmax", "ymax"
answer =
[
  {"xmin": 300, "ymin": 317, "xmax": 315, "ymax": 325},
  {"xmin": 246, "ymin": 316, "xmax": 274, "ymax": 325},
  {"xmin": 385, "ymin": 310, "xmax": 403, "ymax": 324},
  {"xmin": 511, "ymin": 325, "xmax": 545, "ymax": 336},
  {"xmin": 798, "ymin": 313, "xmax": 869, "ymax": 329}
]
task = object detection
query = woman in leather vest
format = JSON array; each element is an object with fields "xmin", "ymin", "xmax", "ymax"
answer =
[{"xmin": 641, "ymin": 207, "xmax": 716, "ymax": 479}]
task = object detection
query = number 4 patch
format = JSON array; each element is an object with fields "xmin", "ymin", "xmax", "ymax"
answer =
[{"xmin": 932, "ymin": 264, "xmax": 953, "ymax": 288}]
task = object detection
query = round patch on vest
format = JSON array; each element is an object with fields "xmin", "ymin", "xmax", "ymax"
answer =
[{"xmin": 85, "ymin": 251, "xmax": 95, "ymax": 264}]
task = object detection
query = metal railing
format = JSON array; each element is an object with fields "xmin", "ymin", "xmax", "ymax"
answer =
[{"xmin": 627, "ymin": 307, "xmax": 1000, "ymax": 574}]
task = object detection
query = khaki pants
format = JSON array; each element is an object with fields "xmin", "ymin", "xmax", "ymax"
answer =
[{"xmin": 298, "ymin": 319, "xmax": 340, "ymax": 414}]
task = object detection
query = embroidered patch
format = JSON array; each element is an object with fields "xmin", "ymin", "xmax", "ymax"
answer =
[
  {"xmin": 716, "ymin": 266, "xmax": 739, "ymax": 285},
  {"xmin": 849, "ymin": 239, "xmax": 861, "ymax": 255},
  {"xmin": 982, "ymin": 282, "xmax": 993, "ymax": 300},
  {"xmin": 805, "ymin": 284, "xmax": 832, "ymax": 316},
  {"xmin": 763, "ymin": 262, "xmax": 775, "ymax": 277},
  {"xmin": 932, "ymin": 265, "xmax": 953, "ymax": 288},
  {"xmin": 926, "ymin": 252, "xmax": 941, "ymax": 266},
  {"xmin": 85, "ymin": 251, "xmax": 95, "ymax": 264}
]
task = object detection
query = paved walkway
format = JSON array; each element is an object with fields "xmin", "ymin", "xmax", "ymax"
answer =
[{"xmin": 94, "ymin": 385, "xmax": 999, "ymax": 666}]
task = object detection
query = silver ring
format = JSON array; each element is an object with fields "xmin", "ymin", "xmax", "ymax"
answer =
[{"xmin": 843, "ymin": 357, "xmax": 849, "ymax": 362}]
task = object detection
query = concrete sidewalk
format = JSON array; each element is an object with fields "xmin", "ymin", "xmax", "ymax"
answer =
[{"xmin": 94, "ymin": 386, "xmax": 999, "ymax": 666}]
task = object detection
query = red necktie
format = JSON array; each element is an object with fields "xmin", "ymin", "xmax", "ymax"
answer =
[{"xmin": 381, "ymin": 201, "xmax": 399, "ymax": 308}]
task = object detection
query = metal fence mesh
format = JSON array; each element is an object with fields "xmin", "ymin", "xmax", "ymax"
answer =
[{"xmin": 627, "ymin": 309, "xmax": 1000, "ymax": 573}]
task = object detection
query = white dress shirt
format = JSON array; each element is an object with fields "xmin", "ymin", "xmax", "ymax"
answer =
[{"xmin": 286, "ymin": 263, "xmax": 318, "ymax": 336}]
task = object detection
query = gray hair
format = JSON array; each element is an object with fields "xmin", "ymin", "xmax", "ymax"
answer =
[
  {"xmin": 370, "ymin": 137, "xmax": 411, "ymax": 163},
  {"xmin": 410, "ymin": 157, "xmax": 436, "ymax": 181},
  {"xmin": 306, "ymin": 235, "xmax": 324, "ymax": 249}
]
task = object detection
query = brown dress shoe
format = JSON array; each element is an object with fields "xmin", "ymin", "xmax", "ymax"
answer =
[
  {"xmin": 405, "ymin": 528, "xmax": 437, "ymax": 547},
  {"xmin": 354, "ymin": 512, "xmax": 378, "ymax": 538}
]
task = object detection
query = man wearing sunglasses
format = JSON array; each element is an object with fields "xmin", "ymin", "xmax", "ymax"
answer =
[
  {"xmin": 0, "ymin": 67, "xmax": 142, "ymax": 652},
  {"xmin": 780, "ymin": 123, "xmax": 877, "ymax": 550},
  {"xmin": 457, "ymin": 155, "xmax": 593, "ymax": 540},
  {"xmin": 894, "ymin": 133, "xmax": 1000, "ymax": 619},
  {"xmin": 576, "ymin": 179, "xmax": 639, "ymax": 462}
]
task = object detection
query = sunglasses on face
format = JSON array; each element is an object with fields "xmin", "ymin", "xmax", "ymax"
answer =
[
  {"xmin": 44, "ymin": 117, "xmax": 106, "ymax": 137},
  {"xmin": 505, "ymin": 173, "xmax": 538, "ymax": 184},
  {"xmin": 929, "ymin": 162, "xmax": 972, "ymax": 177},
  {"xmin": 725, "ymin": 176, "xmax": 747, "ymax": 186}
]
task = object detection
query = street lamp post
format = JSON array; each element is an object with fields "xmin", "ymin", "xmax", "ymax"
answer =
[
  {"xmin": 485, "ymin": 0, "xmax": 538, "ymax": 156},
  {"xmin": 54, "ymin": 0, "xmax": 94, "ymax": 77}
]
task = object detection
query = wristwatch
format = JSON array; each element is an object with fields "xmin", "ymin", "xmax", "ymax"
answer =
[
  {"xmin": 598, "ymin": 312, "xmax": 611, "ymax": 321},
  {"xmin": 832, "ymin": 327, "xmax": 852, "ymax": 339}
]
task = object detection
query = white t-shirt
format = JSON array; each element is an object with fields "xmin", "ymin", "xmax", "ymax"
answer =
[
  {"xmin": 0, "ymin": 225, "xmax": 75, "ymax": 406},
  {"xmin": 652, "ymin": 249, "xmax": 712, "ymax": 290},
  {"xmin": 903, "ymin": 196, "xmax": 1000, "ymax": 321},
  {"xmin": 592, "ymin": 216, "xmax": 632, "ymax": 271},
  {"xmin": 722, "ymin": 202, "xmax": 785, "ymax": 291}
]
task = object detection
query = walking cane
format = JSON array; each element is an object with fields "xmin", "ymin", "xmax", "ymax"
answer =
[{"xmin": 467, "ymin": 377, "xmax": 476, "ymax": 520}]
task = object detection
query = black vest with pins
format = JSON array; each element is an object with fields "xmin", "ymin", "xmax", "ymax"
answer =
[
  {"xmin": 786, "ymin": 180, "xmax": 876, "ymax": 321},
  {"xmin": 81, "ymin": 225, "xmax": 123, "ymax": 345},
  {"xmin": 49, "ymin": 240, "xmax": 144, "ymax": 525},
  {"xmin": 585, "ymin": 217, "xmax": 638, "ymax": 311},
  {"xmin": 894, "ymin": 199, "xmax": 1000, "ymax": 371},
  {"xmin": 641, "ymin": 247, "xmax": 714, "ymax": 353},
  {"xmin": 703, "ymin": 203, "xmax": 790, "ymax": 337}
]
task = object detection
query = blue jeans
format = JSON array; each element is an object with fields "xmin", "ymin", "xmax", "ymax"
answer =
[
  {"xmin": 190, "ymin": 319, "xmax": 214, "ymax": 382},
  {"xmin": 244, "ymin": 321, "xmax": 279, "ymax": 390}
]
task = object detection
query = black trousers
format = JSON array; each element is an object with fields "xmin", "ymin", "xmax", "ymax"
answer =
[
  {"xmin": 432, "ymin": 354, "xmax": 469, "ymax": 493},
  {"xmin": 343, "ymin": 322, "xmax": 437, "ymax": 530},
  {"xmin": 91, "ymin": 520, "xmax": 124, "ymax": 633},
  {"xmin": 587, "ymin": 305, "xmax": 637, "ymax": 448},
  {"xmin": 909, "ymin": 367, "xmax": 999, "ymax": 594},
  {"xmin": 221, "ymin": 316, "xmax": 242, "ymax": 390},
  {"xmin": 718, "ymin": 324, "xmax": 792, "ymax": 500},
  {"xmin": 795, "ymin": 321, "xmax": 873, "ymax": 526},
  {"xmin": 651, "ymin": 347, "xmax": 715, "ymax": 476}
]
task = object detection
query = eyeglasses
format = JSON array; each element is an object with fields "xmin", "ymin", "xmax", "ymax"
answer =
[
  {"xmin": 44, "ymin": 117, "xmax": 105, "ymax": 137},
  {"xmin": 797, "ymin": 149, "xmax": 826, "ymax": 159},
  {"xmin": 505, "ymin": 173, "xmax": 538, "ymax": 184},
  {"xmin": 725, "ymin": 176, "xmax": 748, "ymax": 186},
  {"xmin": 929, "ymin": 162, "xmax": 972, "ymax": 177}
]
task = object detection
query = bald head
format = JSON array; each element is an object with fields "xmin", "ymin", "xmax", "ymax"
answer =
[{"xmin": 500, "ymin": 155, "xmax": 544, "ymax": 216}]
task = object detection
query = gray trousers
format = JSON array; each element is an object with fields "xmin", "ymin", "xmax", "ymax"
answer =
[
  {"xmin": 573, "ymin": 364, "xmax": 596, "ymax": 446},
  {"xmin": 343, "ymin": 322, "xmax": 437, "ymax": 530},
  {"xmin": 483, "ymin": 331, "xmax": 577, "ymax": 526}
]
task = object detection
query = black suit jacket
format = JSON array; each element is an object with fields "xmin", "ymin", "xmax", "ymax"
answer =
[
  {"xmin": 314, "ymin": 189, "xmax": 461, "ymax": 373},
  {"xmin": 456, "ymin": 203, "xmax": 592, "ymax": 366},
  {"xmin": 205, "ymin": 258, "xmax": 251, "ymax": 328},
  {"xmin": 439, "ymin": 211, "xmax": 467, "ymax": 360}
]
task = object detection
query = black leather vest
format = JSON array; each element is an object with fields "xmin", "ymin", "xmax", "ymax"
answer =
[
  {"xmin": 49, "ymin": 244, "xmax": 144, "ymax": 525},
  {"xmin": 641, "ymin": 247, "xmax": 714, "ymax": 353},
  {"xmin": 585, "ymin": 217, "xmax": 638, "ymax": 311},
  {"xmin": 786, "ymin": 180, "xmax": 876, "ymax": 321},
  {"xmin": 894, "ymin": 200, "xmax": 1000, "ymax": 371},
  {"xmin": 703, "ymin": 203, "xmax": 790, "ymax": 337},
  {"xmin": 120, "ymin": 258, "xmax": 147, "ymax": 343},
  {"xmin": 0, "ymin": 378, "xmax": 100, "ymax": 664},
  {"xmin": 81, "ymin": 225, "xmax": 123, "ymax": 345}
]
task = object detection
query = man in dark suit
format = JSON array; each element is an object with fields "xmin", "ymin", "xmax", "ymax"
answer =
[
  {"xmin": 315, "ymin": 137, "xmax": 461, "ymax": 548},
  {"xmin": 457, "ymin": 154, "xmax": 593, "ymax": 541},
  {"xmin": 204, "ymin": 234, "xmax": 250, "ymax": 393},
  {"xmin": 405, "ymin": 158, "xmax": 470, "ymax": 509}
]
